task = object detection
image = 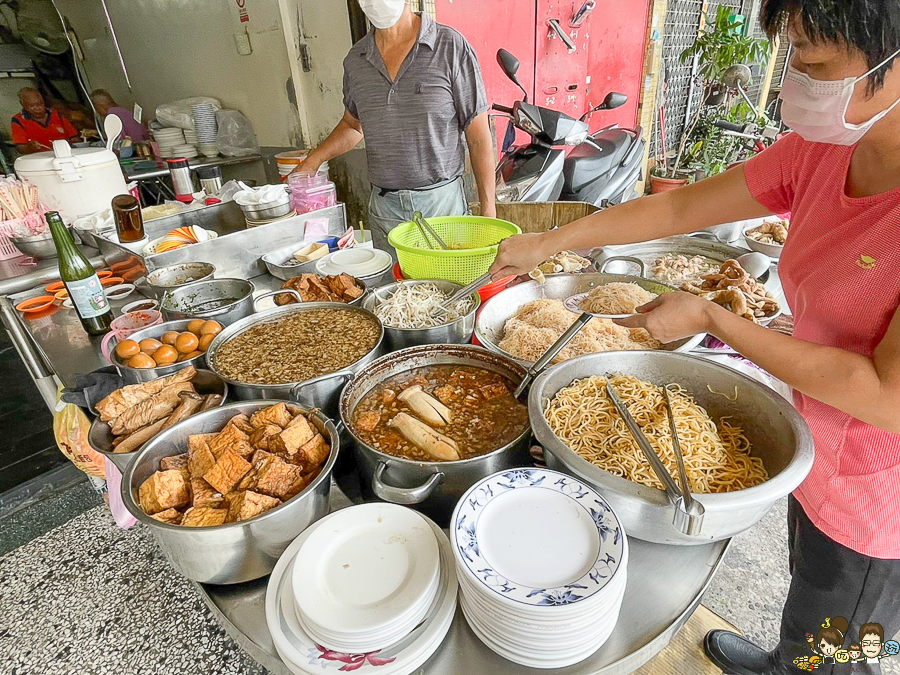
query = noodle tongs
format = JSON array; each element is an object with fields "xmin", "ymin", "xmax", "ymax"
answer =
[
  {"xmin": 513, "ymin": 312, "xmax": 593, "ymax": 399},
  {"xmin": 411, "ymin": 211, "xmax": 449, "ymax": 250},
  {"xmin": 605, "ymin": 382, "xmax": 706, "ymax": 536}
]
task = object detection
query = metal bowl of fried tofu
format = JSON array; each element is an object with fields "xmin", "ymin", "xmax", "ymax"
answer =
[{"xmin": 121, "ymin": 400, "xmax": 339, "ymax": 584}]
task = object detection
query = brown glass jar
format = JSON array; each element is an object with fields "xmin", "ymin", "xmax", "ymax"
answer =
[{"xmin": 111, "ymin": 194, "xmax": 144, "ymax": 243}]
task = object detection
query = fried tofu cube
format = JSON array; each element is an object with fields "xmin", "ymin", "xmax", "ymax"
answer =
[
  {"xmin": 355, "ymin": 411, "xmax": 381, "ymax": 432},
  {"xmin": 251, "ymin": 448, "xmax": 274, "ymax": 466},
  {"xmin": 249, "ymin": 402, "xmax": 292, "ymax": 429},
  {"xmin": 203, "ymin": 449, "xmax": 252, "ymax": 494},
  {"xmin": 249, "ymin": 424, "xmax": 282, "ymax": 451},
  {"xmin": 256, "ymin": 456, "xmax": 305, "ymax": 500},
  {"xmin": 159, "ymin": 453, "xmax": 189, "ymax": 472},
  {"xmin": 207, "ymin": 424, "xmax": 251, "ymax": 459},
  {"xmin": 187, "ymin": 433, "xmax": 217, "ymax": 456},
  {"xmin": 285, "ymin": 466, "xmax": 321, "ymax": 500},
  {"xmin": 270, "ymin": 416, "xmax": 315, "ymax": 457},
  {"xmin": 181, "ymin": 506, "xmax": 228, "ymax": 527},
  {"xmin": 190, "ymin": 477, "xmax": 223, "ymax": 508},
  {"xmin": 150, "ymin": 507, "xmax": 183, "ymax": 525},
  {"xmin": 433, "ymin": 384, "xmax": 457, "ymax": 406},
  {"xmin": 139, "ymin": 470, "xmax": 190, "ymax": 515},
  {"xmin": 480, "ymin": 383, "xmax": 509, "ymax": 400},
  {"xmin": 188, "ymin": 441, "xmax": 216, "ymax": 479},
  {"xmin": 297, "ymin": 433, "xmax": 330, "ymax": 468},
  {"xmin": 236, "ymin": 469, "xmax": 259, "ymax": 492},
  {"xmin": 226, "ymin": 491, "xmax": 281, "ymax": 523},
  {"xmin": 226, "ymin": 413, "xmax": 254, "ymax": 435}
]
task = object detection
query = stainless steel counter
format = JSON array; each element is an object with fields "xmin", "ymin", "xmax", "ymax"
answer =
[
  {"xmin": 122, "ymin": 154, "xmax": 263, "ymax": 181},
  {"xmin": 199, "ymin": 488, "xmax": 730, "ymax": 675}
]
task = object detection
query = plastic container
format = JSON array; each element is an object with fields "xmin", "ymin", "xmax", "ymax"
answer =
[
  {"xmin": 276, "ymin": 150, "xmax": 330, "ymax": 180},
  {"xmin": 387, "ymin": 216, "xmax": 521, "ymax": 285},
  {"xmin": 292, "ymin": 180, "xmax": 337, "ymax": 215},
  {"xmin": 0, "ymin": 223, "xmax": 22, "ymax": 260}
]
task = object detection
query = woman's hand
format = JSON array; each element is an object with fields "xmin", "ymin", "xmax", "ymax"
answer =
[
  {"xmin": 615, "ymin": 292, "xmax": 713, "ymax": 343},
  {"xmin": 490, "ymin": 232, "xmax": 555, "ymax": 279}
]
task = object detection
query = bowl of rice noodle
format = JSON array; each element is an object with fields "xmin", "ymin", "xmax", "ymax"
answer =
[
  {"xmin": 528, "ymin": 350, "xmax": 814, "ymax": 545},
  {"xmin": 474, "ymin": 273, "xmax": 705, "ymax": 366},
  {"xmin": 362, "ymin": 280, "xmax": 481, "ymax": 351}
]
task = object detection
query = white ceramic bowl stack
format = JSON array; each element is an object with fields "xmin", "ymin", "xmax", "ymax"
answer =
[
  {"xmin": 266, "ymin": 503, "xmax": 457, "ymax": 675},
  {"xmin": 152, "ymin": 127, "xmax": 186, "ymax": 158},
  {"xmin": 191, "ymin": 104, "xmax": 218, "ymax": 156},
  {"xmin": 452, "ymin": 468, "xmax": 629, "ymax": 669}
]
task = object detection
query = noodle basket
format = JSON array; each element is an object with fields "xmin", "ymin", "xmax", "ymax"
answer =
[
  {"xmin": 475, "ymin": 273, "xmax": 706, "ymax": 365},
  {"xmin": 388, "ymin": 216, "xmax": 521, "ymax": 285},
  {"xmin": 528, "ymin": 351, "xmax": 814, "ymax": 545}
]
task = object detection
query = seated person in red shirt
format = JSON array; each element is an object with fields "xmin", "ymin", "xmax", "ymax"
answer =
[{"xmin": 11, "ymin": 87, "xmax": 78, "ymax": 154}]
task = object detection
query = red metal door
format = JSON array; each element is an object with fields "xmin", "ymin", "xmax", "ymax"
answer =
[{"xmin": 534, "ymin": 0, "xmax": 592, "ymax": 121}]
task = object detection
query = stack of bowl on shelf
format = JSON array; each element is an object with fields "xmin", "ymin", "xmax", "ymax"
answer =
[
  {"xmin": 266, "ymin": 503, "xmax": 458, "ymax": 675},
  {"xmin": 152, "ymin": 127, "xmax": 189, "ymax": 159},
  {"xmin": 191, "ymin": 103, "xmax": 219, "ymax": 157},
  {"xmin": 452, "ymin": 468, "xmax": 629, "ymax": 669}
]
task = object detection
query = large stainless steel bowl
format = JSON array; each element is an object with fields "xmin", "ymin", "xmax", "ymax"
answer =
[
  {"xmin": 111, "ymin": 320, "xmax": 208, "ymax": 383},
  {"xmin": 161, "ymin": 278, "xmax": 255, "ymax": 326},
  {"xmin": 529, "ymin": 351, "xmax": 814, "ymax": 545},
  {"xmin": 206, "ymin": 302, "xmax": 385, "ymax": 418},
  {"xmin": 332, "ymin": 344, "xmax": 532, "ymax": 526},
  {"xmin": 361, "ymin": 280, "xmax": 480, "ymax": 351},
  {"xmin": 475, "ymin": 273, "xmax": 705, "ymax": 365},
  {"xmin": 11, "ymin": 232, "xmax": 59, "ymax": 259},
  {"xmin": 121, "ymin": 400, "xmax": 339, "ymax": 584},
  {"xmin": 88, "ymin": 369, "xmax": 228, "ymax": 472},
  {"xmin": 145, "ymin": 262, "xmax": 216, "ymax": 300}
]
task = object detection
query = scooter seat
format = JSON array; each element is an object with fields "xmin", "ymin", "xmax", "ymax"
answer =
[{"xmin": 563, "ymin": 129, "xmax": 631, "ymax": 193}]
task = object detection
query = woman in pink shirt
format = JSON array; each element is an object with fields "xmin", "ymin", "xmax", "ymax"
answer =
[{"xmin": 492, "ymin": 1, "xmax": 900, "ymax": 673}]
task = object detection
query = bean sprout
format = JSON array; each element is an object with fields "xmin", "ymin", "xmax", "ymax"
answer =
[{"xmin": 373, "ymin": 283, "xmax": 474, "ymax": 329}]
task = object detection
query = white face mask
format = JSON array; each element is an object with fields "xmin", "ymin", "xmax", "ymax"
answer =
[
  {"xmin": 780, "ymin": 45, "xmax": 900, "ymax": 145},
  {"xmin": 358, "ymin": 0, "xmax": 406, "ymax": 30}
]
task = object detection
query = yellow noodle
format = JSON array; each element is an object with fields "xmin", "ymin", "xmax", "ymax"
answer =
[{"xmin": 543, "ymin": 375, "xmax": 768, "ymax": 493}]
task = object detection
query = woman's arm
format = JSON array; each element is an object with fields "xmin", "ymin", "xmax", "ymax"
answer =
[
  {"xmin": 290, "ymin": 110, "xmax": 363, "ymax": 175},
  {"xmin": 490, "ymin": 165, "xmax": 773, "ymax": 278},
  {"xmin": 618, "ymin": 293, "xmax": 900, "ymax": 434}
]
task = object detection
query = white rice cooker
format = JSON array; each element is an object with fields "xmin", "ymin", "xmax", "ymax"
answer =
[{"xmin": 14, "ymin": 140, "xmax": 128, "ymax": 222}]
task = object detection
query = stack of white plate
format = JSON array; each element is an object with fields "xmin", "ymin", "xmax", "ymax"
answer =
[
  {"xmin": 266, "ymin": 503, "xmax": 456, "ymax": 675},
  {"xmin": 452, "ymin": 468, "xmax": 629, "ymax": 669},
  {"xmin": 152, "ymin": 127, "xmax": 186, "ymax": 158},
  {"xmin": 183, "ymin": 129, "xmax": 198, "ymax": 145},
  {"xmin": 316, "ymin": 248, "xmax": 392, "ymax": 285},
  {"xmin": 191, "ymin": 103, "xmax": 218, "ymax": 145},
  {"xmin": 171, "ymin": 144, "xmax": 198, "ymax": 159}
]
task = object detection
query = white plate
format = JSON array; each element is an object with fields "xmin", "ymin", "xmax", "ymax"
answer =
[
  {"xmin": 316, "ymin": 248, "xmax": 392, "ymax": 278},
  {"xmin": 452, "ymin": 468, "xmax": 626, "ymax": 609},
  {"xmin": 266, "ymin": 512, "xmax": 457, "ymax": 675},
  {"xmin": 292, "ymin": 503, "xmax": 440, "ymax": 639}
]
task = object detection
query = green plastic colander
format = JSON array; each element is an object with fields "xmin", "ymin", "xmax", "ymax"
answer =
[{"xmin": 388, "ymin": 216, "xmax": 522, "ymax": 284}]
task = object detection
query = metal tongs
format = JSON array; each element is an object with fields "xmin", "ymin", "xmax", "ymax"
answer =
[
  {"xmin": 513, "ymin": 312, "xmax": 593, "ymax": 399},
  {"xmin": 605, "ymin": 381, "xmax": 705, "ymax": 536},
  {"xmin": 412, "ymin": 211, "xmax": 449, "ymax": 250},
  {"xmin": 436, "ymin": 271, "xmax": 493, "ymax": 313}
]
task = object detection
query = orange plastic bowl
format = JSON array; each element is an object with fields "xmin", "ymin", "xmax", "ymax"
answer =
[{"xmin": 16, "ymin": 295, "xmax": 56, "ymax": 313}]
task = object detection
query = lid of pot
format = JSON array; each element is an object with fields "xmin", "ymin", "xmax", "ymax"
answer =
[{"xmin": 15, "ymin": 141, "xmax": 120, "ymax": 173}]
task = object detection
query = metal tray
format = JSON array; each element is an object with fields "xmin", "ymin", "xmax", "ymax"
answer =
[{"xmin": 261, "ymin": 239, "xmax": 332, "ymax": 281}]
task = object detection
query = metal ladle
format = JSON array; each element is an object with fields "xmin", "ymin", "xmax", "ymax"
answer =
[{"xmin": 605, "ymin": 381, "xmax": 705, "ymax": 536}]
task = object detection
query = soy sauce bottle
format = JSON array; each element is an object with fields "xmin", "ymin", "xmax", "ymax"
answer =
[{"xmin": 46, "ymin": 211, "xmax": 111, "ymax": 336}]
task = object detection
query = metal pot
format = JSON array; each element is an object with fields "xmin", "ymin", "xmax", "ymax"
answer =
[
  {"xmin": 145, "ymin": 262, "xmax": 216, "ymax": 300},
  {"xmin": 122, "ymin": 400, "xmax": 338, "ymax": 584},
  {"xmin": 330, "ymin": 344, "xmax": 532, "ymax": 525},
  {"xmin": 161, "ymin": 278, "xmax": 255, "ymax": 325},
  {"xmin": 111, "ymin": 320, "xmax": 209, "ymax": 383},
  {"xmin": 528, "ymin": 351, "xmax": 814, "ymax": 545},
  {"xmin": 475, "ymin": 272, "xmax": 705, "ymax": 364},
  {"xmin": 88, "ymin": 369, "xmax": 228, "ymax": 472},
  {"xmin": 205, "ymin": 301, "xmax": 385, "ymax": 417},
  {"xmin": 361, "ymin": 280, "xmax": 480, "ymax": 351}
]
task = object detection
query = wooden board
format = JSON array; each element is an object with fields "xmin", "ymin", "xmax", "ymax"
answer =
[
  {"xmin": 635, "ymin": 605, "xmax": 738, "ymax": 675},
  {"xmin": 470, "ymin": 202, "xmax": 600, "ymax": 233}
]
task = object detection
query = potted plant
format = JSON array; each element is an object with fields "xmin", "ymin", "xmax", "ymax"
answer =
[
  {"xmin": 649, "ymin": 164, "xmax": 691, "ymax": 194},
  {"xmin": 663, "ymin": 6, "xmax": 770, "ymax": 181}
]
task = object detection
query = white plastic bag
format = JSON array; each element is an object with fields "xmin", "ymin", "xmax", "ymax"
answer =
[
  {"xmin": 215, "ymin": 110, "xmax": 260, "ymax": 157},
  {"xmin": 155, "ymin": 96, "xmax": 221, "ymax": 130}
]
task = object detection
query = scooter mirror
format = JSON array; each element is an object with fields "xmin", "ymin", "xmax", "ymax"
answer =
[
  {"xmin": 603, "ymin": 92, "xmax": 628, "ymax": 110},
  {"xmin": 497, "ymin": 49, "xmax": 520, "ymax": 79}
]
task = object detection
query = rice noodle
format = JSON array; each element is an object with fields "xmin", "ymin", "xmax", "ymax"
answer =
[
  {"xmin": 373, "ymin": 282, "xmax": 474, "ymax": 329},
  {"xmin": 580, "ymin": 282, "xmax": 655, "ymax": 314}
]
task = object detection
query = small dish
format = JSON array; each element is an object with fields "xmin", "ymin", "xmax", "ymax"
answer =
[
  {"xmin": 53, "ymin": 289, "xmax": 69, "ymax": 304},
  {"xmin": 62, "ymin": 298, "xmax": 74, "ymax": 309},
  {"xmin": 122, "ymin": 298, "xmax": 159, "ymax": 314},
  {"xmin": 97, "ymin": 270, "xmax": 114, "ymax": 279},
  {"xmin": 45, "ymin": 281, "xmax": 65, "ymax": 293},
  {"xmin": 104, "ymin": 283, "xmax": 136, "ymax": 301},
  {"xmin": 100, "ymin": 276, "xmax": 125, "ymax": 287},
  {"xmin": 17, "ymin": 296, "xmax": 57, "ymax": 313},
  {"xmin": 316, "ymin": 248, "xmax": 392, "ymax": 278}
]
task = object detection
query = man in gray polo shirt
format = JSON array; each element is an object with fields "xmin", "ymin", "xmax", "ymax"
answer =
[{"xmin": 293, "ymin": 0, "xmax": 496, "ymax": 252}]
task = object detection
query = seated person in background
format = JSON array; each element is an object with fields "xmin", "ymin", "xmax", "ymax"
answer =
[
  {"xmin": 11, "ymin": 87, "xmax": 78, "ymax": 154},
  {"xmin": 90, "ymin": 89, "xmax": 149, "ymax": 142}
]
